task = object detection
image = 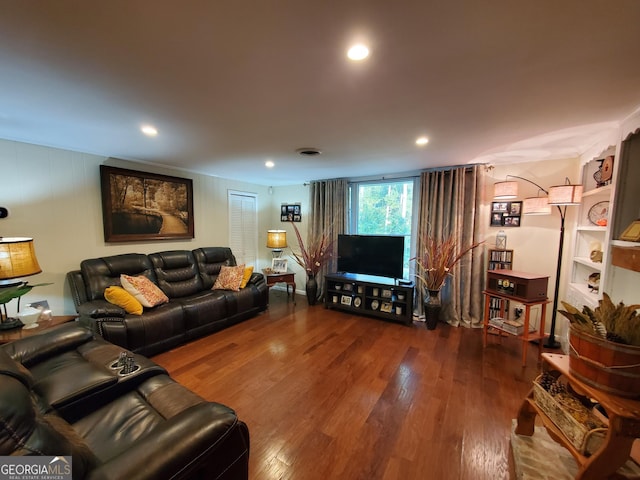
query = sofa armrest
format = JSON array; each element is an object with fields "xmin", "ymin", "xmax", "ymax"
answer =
[
  {"xmin": 247, "ymin": 272, "xmax": 265, "ymax": 287},
  {"xmin": 87, "ymin": 405, "xmax": 249, "ymax": 480},
  {"xmin": 1, "ymin": 323, "xmax": 94, "ymax": 366},
  {"xmin": 78, "ymin": 300, "xmax": 126, "ymax": 319}
]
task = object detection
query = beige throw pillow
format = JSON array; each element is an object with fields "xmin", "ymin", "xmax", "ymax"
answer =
[{"xmin": 121, "ymin": 274, "xmax": 169, "ymax": 308}]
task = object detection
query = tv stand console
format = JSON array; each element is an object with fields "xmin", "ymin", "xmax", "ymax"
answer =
[{"xmin": 324, "ymin": 273, "xmax": 414, "ymax": 325}]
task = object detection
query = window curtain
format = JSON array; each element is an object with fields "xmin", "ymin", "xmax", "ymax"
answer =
[
  {"xmin": 309, "ymin": 179, "xmax": 348, "ymax": 298},
  {"xmin": 416, "ymin": 165, "xmax": 485, "ymax": 327}
]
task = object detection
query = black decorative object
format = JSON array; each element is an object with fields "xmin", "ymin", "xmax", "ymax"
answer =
[{"xmin": 306, "ymin": 275, "xmax": 318, "ymax": 305}]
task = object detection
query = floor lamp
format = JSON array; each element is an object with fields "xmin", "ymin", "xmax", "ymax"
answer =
[{"xmin": 494, "ymin": 176, "xmax": 582, "ymax": 348}]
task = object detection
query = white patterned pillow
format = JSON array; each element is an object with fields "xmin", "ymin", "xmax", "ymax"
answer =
[{"xmin": 121, "ymin": 274, "xmax": 169, "ymax": 307}]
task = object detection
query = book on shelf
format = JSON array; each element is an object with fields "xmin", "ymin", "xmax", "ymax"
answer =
[
  {"xmin": 488, "ymin": 317, "xmax": 532, "ymax": 336},
  {"xmin": 489, "ymin": 250, "xmax": 513, "ymax": 262}
]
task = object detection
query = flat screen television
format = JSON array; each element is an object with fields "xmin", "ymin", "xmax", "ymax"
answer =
[{"xmin": 337, "ymin": 234, "xmax": 405, "ymax": 279}]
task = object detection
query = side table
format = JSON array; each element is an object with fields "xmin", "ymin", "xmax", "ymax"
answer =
[
  {"xmin": 263, "ymin": 270, "xmax": 296, "ymax": 303},
  {"xmin": 482, "ymin": 290, "xmax": 549, "ymax": 366},
  {"xmin": 0, "ymin": 315, "xmax": 77, "ymax": 344}
]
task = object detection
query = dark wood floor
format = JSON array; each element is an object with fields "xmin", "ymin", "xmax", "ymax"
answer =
[{"xmin": 153, "ymin": 291, "xmax": 549, "ymax": 479}]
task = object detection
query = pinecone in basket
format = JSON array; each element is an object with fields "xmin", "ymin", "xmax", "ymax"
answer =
[
  {"xmin": 549, "ymin": 381, "xmax": 567, "ymax": 396},
  {"xmin": 538, "ymin": 372, "xmax": 556, "ymax": 391},
  {"xmin": 606, "ymin": 331, "xmax": 629, "ymax": 345}
]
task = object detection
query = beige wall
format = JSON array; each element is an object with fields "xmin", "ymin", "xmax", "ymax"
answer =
[
  {"xmin": 266, "ymin": 183, "xmax": 311, "ymax": 294},
  {"xmin": 0, "ymin": 138, "xmax": 280, "ymax": 315},
  {"xmin": 484, "ymin": 157, "xmax": 582, "ymax": 338}
]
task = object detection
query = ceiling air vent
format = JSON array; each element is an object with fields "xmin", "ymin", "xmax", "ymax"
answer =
[{"xmin": 296, "ymin": 147, "xmax": 322, "ymax": 156}]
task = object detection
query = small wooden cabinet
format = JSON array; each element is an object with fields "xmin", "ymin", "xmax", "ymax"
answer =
[
  {"xmin": 324, "ymin": 273, "xmax": 414, "ymax": 325},
  {"xmin": 516, "ymin": 353, "xmax": 640, "ymax": 480}
]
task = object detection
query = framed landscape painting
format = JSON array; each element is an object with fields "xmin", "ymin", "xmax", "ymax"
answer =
[{"xmin": 100, "ymin": 165, "xmax": 194, "ymax": 242}]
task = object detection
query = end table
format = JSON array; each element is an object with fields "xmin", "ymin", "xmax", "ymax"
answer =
[
  {"xmin": 0, "ymin": 315, "xmax": 77, "ymax": 344},
  {"xmin": 263, "ymin": 270, "xmax": 296, "ymax": 304}
]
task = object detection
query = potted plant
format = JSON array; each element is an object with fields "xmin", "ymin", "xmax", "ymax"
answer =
[
  {"xmin": 0, "ymin": 282, "xmax": 51, "ymax": 329},
  {"xmin": 290, "ymin": 222, "xmax": 335, "ymax": 305},
  {"xmin": 557, "ymin": 293, "xmax": 640, "ymax": 397},
  {"xmin": 413, "ymin": 231, "xmax": 482, "ymax": 329}
]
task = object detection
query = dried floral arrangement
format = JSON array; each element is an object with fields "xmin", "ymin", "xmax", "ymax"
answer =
[
  {"xmin": 558, "ymin": 293, "xmax": 640, "ymax": 347},
  {"xmin": 289, "ymin": 221, "xmax": 335, "ymax": 277},
  {"xmin": 413, "ymin": 231, "xmax": 482, "ymax": 291}
]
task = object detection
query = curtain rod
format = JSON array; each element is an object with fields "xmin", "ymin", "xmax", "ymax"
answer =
[{"xmin": 304, "ymin": 163, "xmax": 486, "ymax": 185}]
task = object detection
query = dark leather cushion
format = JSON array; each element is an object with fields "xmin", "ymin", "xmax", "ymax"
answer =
[
  {"xmin": 0, "ymin": 374, "xmax": 98, "ymax": 478},
  {"xmin": 2, "ymin": 323, "xmax": 94, "ymax": 367},
  {"xmin": 81, "ymin": 254, "xmax": 157, "ymax": 302},
  {"xmin": 0, "ymin": 348, "xmax": 33, "ymax": 388},
  {"xmin": 29, "ymin": 350, "xmax": 117, "ymax": 409},
  {"xmin": 149, "ymin": 250, "xmax": 204, "ymax": 298},
  {"xmin": 192, "ymin": 247, "xmax": 236, "ymax": 289}
]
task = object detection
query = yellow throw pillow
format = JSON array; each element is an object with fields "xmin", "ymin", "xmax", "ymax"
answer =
[
  {"xmin": 213, "ymin": 265, "xmax": 245, "ymax": 291},
  {"xmin": 104, "ymin": 286, "xmax": 143, "ymax": 315},
  {"xmin": 239, "ymin": 266, "xmax": 254, "ymax": 289},
  {"xmin": 120, "ymin": 274, "xmax": 169, "ymax": 308}
]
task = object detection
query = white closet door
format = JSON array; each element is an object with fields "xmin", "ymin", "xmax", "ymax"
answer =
[{"xmin": 228, "ymin": 190, "xmax": 258, "ymax": 267}]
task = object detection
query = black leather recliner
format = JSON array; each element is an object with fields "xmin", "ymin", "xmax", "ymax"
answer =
[
  {"xmin": 67, "ymin": 247, "xmax": 268, "ymax": 356},
  {"xmin": 0, "ymin": 324, "xmax": 250, "ymax": 479}
]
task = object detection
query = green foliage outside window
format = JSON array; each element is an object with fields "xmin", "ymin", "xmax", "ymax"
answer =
[{"xmin": 352, "ymin": 180, "xmax": 414, "ymax": 278}]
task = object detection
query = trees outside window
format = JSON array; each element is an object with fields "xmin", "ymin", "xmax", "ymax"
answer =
[{"xmin": 348, "ymin": 178, "xmax": 417, "ymax": 279}]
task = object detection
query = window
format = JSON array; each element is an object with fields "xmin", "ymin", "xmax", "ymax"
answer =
[{"xmin": 348, "ymin": 178, "xmax": 417, "ymax": 279}]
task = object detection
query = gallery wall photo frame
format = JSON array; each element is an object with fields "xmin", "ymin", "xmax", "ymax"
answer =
[
  {"xmin": 490, "ymin": 201, "xmax": 522, "ymax": 227},
  {"xmin": 100, "ymin": 165, "xmax": 194, "ymax": 242},
  {"xmin": 281, "ymin": 203, "xmax": 302, "ymax": 222}
]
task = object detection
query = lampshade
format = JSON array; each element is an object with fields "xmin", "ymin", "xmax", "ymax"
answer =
[
  {"xmin": 523, "ymin": 196, "xmax": 551, "ymax": 215},
  {"xmin": 0, "ymin": 237, "xmax": 42, "ymax": 281},
  {"xmin": 493, "ymin": 181, "xmax": 518, "ymax": 199},
  {"xmin": 548, "ymin": 184, "xmax": 583, "ymax": 205},
  {"xmin": 266, "ymin": 230, "xmax": 287, "ymax": 249}
]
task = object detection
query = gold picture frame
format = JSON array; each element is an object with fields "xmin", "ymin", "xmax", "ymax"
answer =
[{"xmin": 619, "ymin": 219, "xmax": 640, "ymax": 241}]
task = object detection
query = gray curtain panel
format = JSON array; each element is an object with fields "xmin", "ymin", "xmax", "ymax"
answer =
[
  {"xmin": 417, "ymin": 165, "xmax": 485, "ymax": 327},
  {"xmin": 309, "ymin": 179, "xmax": 348, "ymax": 298}
]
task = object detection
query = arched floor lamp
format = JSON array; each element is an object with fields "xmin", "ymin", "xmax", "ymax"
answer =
[{"xmin": 494, "ymin": 176, "xmax": 583, "ymax": 348}]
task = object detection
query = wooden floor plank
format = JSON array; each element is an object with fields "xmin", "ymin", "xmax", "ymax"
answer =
[{"xmin": 152, "ymin": 291, "xmax": 546, "ymax": 479}]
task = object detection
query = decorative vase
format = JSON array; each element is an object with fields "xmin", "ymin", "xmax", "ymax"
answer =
[
  {"xmin": 424, "ymin": 289, "xmax": 441, "ymax": 330},
  {"xmin": 306, "ymin": 274, "xmax": 318, "ymax": 306}
]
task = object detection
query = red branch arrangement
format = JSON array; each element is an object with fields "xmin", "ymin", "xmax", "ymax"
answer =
[
  {"xmin": 290, "ymin": 222, "xmax": 335, "ymax": 277},
  {"xmin": 413, "ymin": 232, "xmax": 482, "ymax": 291}
]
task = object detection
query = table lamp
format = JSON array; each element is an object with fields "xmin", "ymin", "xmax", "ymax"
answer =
[
  {"xmin": 0, "ymin": 237, "xmax": 42, "ymax": 330},
  {"xmin": 267, "ymin": 230, "xmax": 287, "ymax": 258}
]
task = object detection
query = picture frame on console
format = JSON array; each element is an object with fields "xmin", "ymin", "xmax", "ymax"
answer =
[
  {"xmin": 100, "ymin": 166, "xmax": 194, "ymax": 242},
  {"xmin": 271, "ymin": 258, "xmax": 288, "ymax": 273}
]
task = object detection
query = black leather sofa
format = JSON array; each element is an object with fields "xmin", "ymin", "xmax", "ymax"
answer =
[
  {"xmin": 67, "ymin": 247, "xmax": 268, "ymax": 357},
  {"xmin": 0, "ymin": 323, "xmax": 249, "ymax": 479}
]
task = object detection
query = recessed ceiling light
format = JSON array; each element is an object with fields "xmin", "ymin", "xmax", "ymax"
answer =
[
  {"xmin": 416, "ymin": 136, "xmax": 429, "ymax": 146},
  {"xmin": 265, "ymin": 160, "xmax": 275, "ymax": 168},
  {"xmin": 347, "ymin": 44, "xmax": 369, "ymax": 61},
  {"xmin": 141, "ymin": 125, "xmax": 158, "ymax": 137}
]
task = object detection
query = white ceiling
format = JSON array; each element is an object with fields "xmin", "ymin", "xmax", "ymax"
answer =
[{"xmin": 1, "ymin": 1, "xmax": 639, "ymax": 186}]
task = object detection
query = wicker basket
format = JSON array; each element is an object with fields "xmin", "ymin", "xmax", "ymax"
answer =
[{"xmin": 533, "ymin": 377, "xmax": 607, "ymax": 456}]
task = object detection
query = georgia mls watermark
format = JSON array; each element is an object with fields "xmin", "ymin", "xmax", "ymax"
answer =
[{"xmin": 0, "ymin": 456, "xmax": 71, "ymax": 480}]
